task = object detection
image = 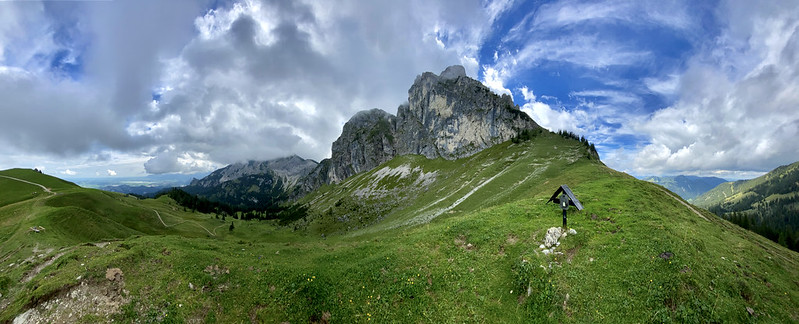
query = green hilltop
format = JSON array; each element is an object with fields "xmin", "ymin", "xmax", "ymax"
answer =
[{"xmin": 1, "ymin": 134, "xmax": 798, "ymax": 322}]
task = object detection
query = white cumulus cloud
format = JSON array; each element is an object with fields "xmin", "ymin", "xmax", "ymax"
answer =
[{"xmin": 633, "ymin": 0, "xmax": 799, "ymax": 175}]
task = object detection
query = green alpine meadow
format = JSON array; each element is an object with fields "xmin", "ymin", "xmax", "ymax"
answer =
[
  {"xmin": 2, "ymin": 2, "xmax": 798, "ymax": 322},
  {"xmin": 2, "ymin": 132, "xmax": 798, "ymax": 322}
]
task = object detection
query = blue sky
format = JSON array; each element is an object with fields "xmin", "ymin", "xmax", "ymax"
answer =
[{"xmin": 0, "ymin": 0, "xmax": 797, "ymax": 180}]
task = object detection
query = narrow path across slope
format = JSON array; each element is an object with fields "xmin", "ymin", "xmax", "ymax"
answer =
[
  {"xmin": 657, "ymin": 187, "xmax": 709, "ymax": 221},
  {"xmin": 21, "ymin": 250, "xmax": 71, "ymax": 283},
  {"xmin": 0, "ymin": 175, "xmax": 54, "ymax": 194},
  {"xmin": 212, "ymin": 223, "xmax": 229, "ymax": 236},
  {"xmin": 152, "ymin": 210, "xmax": 215, "ymax": 236}
]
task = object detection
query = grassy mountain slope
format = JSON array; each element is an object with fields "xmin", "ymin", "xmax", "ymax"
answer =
[
  {"xmin": 183, "ymin": 172, "xmax": 291, "ymax": 210},
  {"xmin": 641, "ymin": 175, "xmax": 727, "ymax": 201},
  {"xmin": 693, "ymin": 161, "xmax": 799, "ymax": 209},
  {"xmin": 1, "ymin": 139, "xmax": 799, "ymax": 322},
  {"xmin": 298, "ymin": 131, "xmax": 599, "ymax": 235},
  {"xmin": 693, "ymin": 161, "xmax": 799, "ymax": 250}
]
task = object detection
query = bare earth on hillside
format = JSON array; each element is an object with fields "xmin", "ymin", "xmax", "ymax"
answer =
[{"xmin": 13, "ymin": 269, "xmax": 129, "ymax": 324}]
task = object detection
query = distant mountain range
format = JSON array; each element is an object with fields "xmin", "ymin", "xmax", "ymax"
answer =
[
  {"xmin": 640, "ymin": 175, "xmax": 728, "ymax": 201},
  {"xmin": 182, "ymin": 156, "xmax": 318, "ymax": 209},
  {"xmin": 693, "ymin": 161, "xmax": 799, "ymax": 251},
  {"xmin": 69, "ymin": 172, "xmax": 210, "ymax": 196}
]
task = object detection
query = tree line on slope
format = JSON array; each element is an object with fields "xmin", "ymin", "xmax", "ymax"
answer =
[
  {"xmin": 154, "ymin": 188, "xmax": 307, "ymax": 225},
  {"xmin": 710, "ymin": 196, "xmax": 799, "ymax": 252},
  {"xmin": 706, "ymin": 165, "xmax": 799, "ymax": 252}
]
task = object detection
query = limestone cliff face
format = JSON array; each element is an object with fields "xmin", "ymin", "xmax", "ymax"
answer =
[
  {"xmin": 311, "ymin": 65, "xmax": 540, "ymax": 187},
  {"xmin": 328, "ymin": 109, "xmax": 398, "ymax": 183},
  {"xmin": 396, "ymin": 65, "xmax": 539, "ymax": 159}
]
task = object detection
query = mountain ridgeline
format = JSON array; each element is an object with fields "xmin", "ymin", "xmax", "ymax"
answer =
[
  {"xmin": 642, "ymin": 175, "xmax": 728, "ymax": 201},
  {"xmin": 694, "ymin": 161, "xmax": 799, "ymax": 251},
  {"xmin": 182, "ymin": 156, "xmax": 317, "ymax": 209},
  {"xmin": 184, "ymin": 65, "xmax": 542, "ymax": 209}
]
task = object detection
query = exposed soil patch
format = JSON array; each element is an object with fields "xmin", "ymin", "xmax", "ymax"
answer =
[
  {"xmin": 506, "ymin": 234, "xmax": 518, "ymax": 245},
  {"xmin": 565, "ymin": 247, "xmax": 580, "ymax": 263},
  {"xmin": 22, "ymin": 250, "xmax": 69, "ymax": 283},
  {"xmin": 454, "ymin": 235, "xmax": 475, "ymax": 251},
  {"xmin": 14, "ymin": 270, "xmax": 129, "ymax": 323}
]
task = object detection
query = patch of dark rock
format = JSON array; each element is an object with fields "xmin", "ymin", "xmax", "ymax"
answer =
[{"xmin": 659, "ymin": 252, "xmax": 673, "ymax": 260}]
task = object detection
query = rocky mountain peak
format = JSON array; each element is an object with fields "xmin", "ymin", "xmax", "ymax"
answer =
[
  {"xmin": 190, "ymin": 155, "xmax": 317, "ymax": 188},
  {"xmin": 439, "ymin": 65, "xmax": 466, "ymax": 80},
  {"xmin": 398, "ymin": 65, "xmax": 538, "ymax": 160},
  {"xmin": 328, "ymin": 108, "xmax": 397, "ymax": 182},
  {"xmin": 309, "ymin": 64, "xmax": 541, "ymax": 187}
]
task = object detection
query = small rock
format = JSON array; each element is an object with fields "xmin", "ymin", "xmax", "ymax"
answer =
[
  {"xmin": 544, "ymin": 227, "xmax": 563, "ymax": 248},
  {"xmin": 659, "ymin": 252, "xmax": 673, "ymax": 260},
  {"xmin": 189, "ymin": 282, "xmax": 195, "ymax": 290},
  {"xmin": 539, "ymin": 244, "xmax": 546, "ymax": 249},
  {"xmin": 542, "ymin": 249, "xmax": 552, "ymax": 255},
  {"xmin": 106, "ymin": 268, "xmax": 123, "ymax": 282},
  {"xmin": 746, "ymin": 306, "xmax": 754, "ymax": 316},
  {"xmin": 568, "ymin": 229, "xmax": 577, "ymax": 235}
]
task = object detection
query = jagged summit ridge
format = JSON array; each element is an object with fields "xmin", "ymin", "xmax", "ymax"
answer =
[
  {"xmin": 400, "ymin": 65, "xmax": 538, "ymax": 160},
  {"xmin": 318, "ymin": 65, "xmax": 540, "ymax": 185},
  {"xmin": 190, "ymin": 155, "xmax": 318, "ymax": 188}
]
